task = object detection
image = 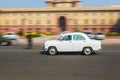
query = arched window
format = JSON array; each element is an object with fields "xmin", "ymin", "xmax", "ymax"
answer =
[{"xmin": 59, "ymin": 16, "xmax": 66, "ymax": 31}]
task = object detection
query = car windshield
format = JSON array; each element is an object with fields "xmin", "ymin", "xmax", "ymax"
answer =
[
  {"xmin": 62, "ymin": 35, "xmax": 72, "ymax": 41},
  {"xmin": 58, "ymin": 35, "xmax": 72, "ymax": 41},
  {"xmin": 58, "ymin": 35, "xmax": 63, "ymax": 40}
]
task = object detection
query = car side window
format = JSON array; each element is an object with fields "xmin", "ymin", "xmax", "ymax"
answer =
[
  {"xmin": 73, "ymin": 35, "xmax": 85, "ymax": 41},
  {"xmin": 62, "ymin": 35, "xmax": 72, "ymax": 41}
]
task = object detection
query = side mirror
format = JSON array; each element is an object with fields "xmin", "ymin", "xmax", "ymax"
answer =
[{"xmin": 58, "ymin": 39, "xmax": 62, "ymax": 42}]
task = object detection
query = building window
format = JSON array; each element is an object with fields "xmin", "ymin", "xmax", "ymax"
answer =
[
  {"xmin": 13, "ymin": 14, "xmax": 17, "ymax": 16},
  {"xmin": 5, "ymin": 28, "xmax": 9, "ymax": 31},
  {"xmin": 92, "ymin": 19, "xmax": 97, "ymax": 24},
  {"xmin": 84, "ymin": 19, "xmax": 89, "ymax": 24},
  {"xmin": 29, "ymin": 20, "xmax": 32, "ymax": 24},
  {"xmin": 53, "ymin": 3, "xmax": 56, "ymax": 7},
  {"xmin": 20, "ymin": 28, "xmax": 24, "ymax": 30},
  {"xmin": 36, "ymin": 20, "xmax": 41, "ymax": 24},
  {"xmin": 101, "ymin": 19, "xmax": 105, "ymax": 24},
  {"xmin": 47, "ymin": 13, "xmax": 51, "ymax": 16},
  {"xmin": 73, "ymin": 28, "xmax": 77, "ymax": 31},
  {"xmin": 84, "ymin": 13, "xmax": 89, "ymax": 15},
  {"xmin": 13, "ymin": 20, "xmax": 17, "ymax": 24},
  {"xmin": 28, "ymin": 13, "xmax": 32, "ymax": 16},
  {"xmin": 47, "ymin": 20, "xmax": 51, "ymax": 25},
  {"xmin": 36, "ymin": 13, "xmax": 40, "ymax": 16},
  {"xmin": 92, "ymin": 12, "xmax": 97, "ymax": 15},
  {"xmin": 36, "ymin": 28, "xmax": 41, "ymax": 30},
  {"xmin": 100, "ymin": 13, "xmax": 105, "ymax": 15},
  {"xmin": 118, "ymin": 13, "xmax": 120, "ymax": 17},
  {"xmin": 84, "ymin": 28, "xmax": 88, "ymax": 31},
  {"xmin": 46, "ymin": 28, "xmax": 51, "ymax": 32},
  {"xmin": 27, "ymin": 28, "xmax": 32, "ymax": 30},
  {"xmin": 100, "ymin": 28, "xmax": 105, "ymax": 32},
  {"xmin": 5, "ymin": 20, "xmax": 10, "ymax": 24},
  {"xmin": 109, "ymin": 12, "xmax": 113, "ymax": 15},
  {"xmin": 74, "ymin": 19, "xmax": 78, "ymax": 25},
  {"xmin": 92, "ymin": 28, "xmax": 97, "ymax": 32},
  {"xmin": 36, "ymin": 28, "xmax": 41, "ymax": 32},
  {"xmin": 6, "ymin": 14, "xmax": 10, "ymax": 17},
  {"xmin": 109, "ymin": 19, "xmax": 114, "ymax": 24},
  {"xmin": 74, "ymin": 13, "xmax": 78, "ymax": 16},
  {"xmin": 21, "ymin": 13, "xmax": 25, "ymax": 16}
]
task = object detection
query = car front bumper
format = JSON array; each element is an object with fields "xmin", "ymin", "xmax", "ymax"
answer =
[{"xmin": 42, "ymin": 45, "xmax": 48, "ymax": 51}]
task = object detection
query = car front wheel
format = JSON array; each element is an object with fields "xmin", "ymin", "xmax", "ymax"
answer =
[
  {"xmin": 82, "ymin": 47, "xmax": 93, "ymax": 55},
  {"xmin": 1, "ymin": 41, "xmax": 11, "ymax": 46},
  {"xmin": 48, "ymin": 47, "xmax": 57, "ymax": 55}
]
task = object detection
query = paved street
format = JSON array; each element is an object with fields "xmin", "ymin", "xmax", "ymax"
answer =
[
  {"xmin": 18, "ymin": 35, "xmax": 120, "ymax": 45},
  {"xmin": 0, "ymin": 45, "xmax": 120, "ymax": 80}
]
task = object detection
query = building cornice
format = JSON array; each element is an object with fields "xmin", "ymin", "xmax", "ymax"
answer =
[{"xmin": 0, "ymin": 6, "xmax": 120, "ymax": 12}]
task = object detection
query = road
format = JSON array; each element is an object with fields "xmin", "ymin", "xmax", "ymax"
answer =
[{"xmin": 0, "ymin": 45, "xmax": 120, "ymax": 80}]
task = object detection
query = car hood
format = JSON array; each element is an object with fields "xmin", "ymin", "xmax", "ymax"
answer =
[{"xmin": 45, "ymin": 40, "xmax": 59, "ymax": 44}]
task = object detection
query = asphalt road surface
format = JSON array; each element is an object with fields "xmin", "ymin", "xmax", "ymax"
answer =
[{"xmin": 0, "ymin": 45, "xmax": 120, "ymax": 80}]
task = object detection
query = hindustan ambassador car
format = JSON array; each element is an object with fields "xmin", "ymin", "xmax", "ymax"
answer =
[{"xmin": 43, "ymin": 32, "xmax": 102, "ymax": 55}]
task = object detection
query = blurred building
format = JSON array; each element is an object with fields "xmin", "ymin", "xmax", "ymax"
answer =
[{"xmin": 0, "ymin": 0, "xmax": 120, "ymax": 34}]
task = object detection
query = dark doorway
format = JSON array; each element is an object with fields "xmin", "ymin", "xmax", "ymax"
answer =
[
  {"xmin": 113, "ymin": 18, "xmax": 120, "ymax": 33},
  {"xmin": 59, "ymin": 16, "xmax": 66, "ymax": 31}
]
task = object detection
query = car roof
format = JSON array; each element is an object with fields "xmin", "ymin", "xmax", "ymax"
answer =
[
  {"xmin": 60, "ymin": 32, "xmax": 90, "ymax": 40},
  {"xmin": 61, "ymin": 32, "xmax": 85, "ymax": 35},
  {"xmin": 61, "ymin": 32, "xmax": 89, "ymax": 37},
  {"xmin": 5, "ymin": 32, "xmax": 16, "ymax": 34}
]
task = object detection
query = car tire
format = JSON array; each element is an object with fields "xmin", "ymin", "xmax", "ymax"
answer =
[
  {"xmin": 7, "ymin": 41, "xmax": 11, "ymax": 46},
  {"xmin": 82, "ymin": 47, "xmax": 93, "ymax": 55},
  {"xmin": 1, "ymin": 41, "xmax": 11, "ymax": 46},
  {"xmin": 48, "ymin": 47, "xmax": 57, "ymax": 55}
]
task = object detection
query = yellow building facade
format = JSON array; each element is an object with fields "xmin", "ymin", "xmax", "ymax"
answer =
[{"xmin": 0, "ymin": 0, "xmax": 120, "ymax": 33}]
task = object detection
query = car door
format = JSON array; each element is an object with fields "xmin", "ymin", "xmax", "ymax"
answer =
[
  {"xmin": 58, "ymin": 35, "xmax": 73, "ymax": 52},
  {"xmin": 72, "ymin": 34, "xmax": 87, "ymax": 51}
]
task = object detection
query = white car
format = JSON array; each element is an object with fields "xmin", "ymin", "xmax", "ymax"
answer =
[
  {"xmin": 95, "ymin": 33, "xmax": 106, "ymax": 40},
  {"xmin": 84, "ymin": 32, "xmax": 95, "ymax": 39},
  {"xmin": 3, "ymin": 32, "xmax": 20, "ymax": 45},
  {"xmin": 43, "ymin": 32, "xmax": 102, "ymax": 55}
]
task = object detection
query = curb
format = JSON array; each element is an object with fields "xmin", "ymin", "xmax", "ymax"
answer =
[
  {"xmin": 18, "ymin": 42, "xmax": 44, "ymax": 45},
  {"xmin": 102, "ymin": 42, "xmax": 120, "ymax": 45},
  {"xmin": 18, "ymin": 42, "xmax": 120, "ymax": 46}
]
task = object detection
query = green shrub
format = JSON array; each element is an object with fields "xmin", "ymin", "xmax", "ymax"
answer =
[
  {"xmin": 17, "ymin": 30, "xmax": 24, "ymax": 36},
  {"xmin": 44, "ymin": 32, "xmax": 53, "ymax": 36},
  {"xmin": 24, "ymin": 31, "xmax": 41, "ymax": 37},
  {"xmin": 31, "ymin": 31, "xmax": 41, "ymax": 37},
  {"xmin": 74, "ymin": 29, "xmax": 81, "ymax": 32},
  {"xmin": 0, "ymin": 38, "xmax": 10, "ymax": 42},
  {"xmin": 106, "ymin": 32, "xmax": 120, "ymax": 36}
]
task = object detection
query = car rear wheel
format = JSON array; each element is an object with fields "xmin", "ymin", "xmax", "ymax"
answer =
[
  {"xmin": 48, "ymin": 47, "xmax": 57, "ymax": 55},
  {"xmin": 82, "ymin": 47, "xmax": 93, "ymax": 55},
  {"xmin": 1, "ymin": 41, "xmax": 11, "ymax": 46},
  {"xmin": 7, "ymin": 41, "xmax": 12, "ymax": 46}
]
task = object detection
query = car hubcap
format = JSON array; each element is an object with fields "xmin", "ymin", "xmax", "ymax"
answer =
[
  {"xmin": 49, "ymin": 48, "xmax": 56, "ymax": 55},
  {"xmin": 84, "ymin": 48, "xmax": 91, "ymax": 55}
]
